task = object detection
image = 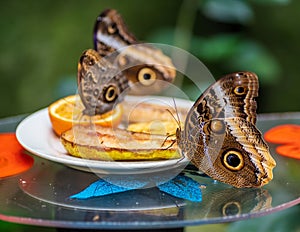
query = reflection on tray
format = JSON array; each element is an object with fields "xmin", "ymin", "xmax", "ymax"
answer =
[
  {"xmin": 19, "ymin": 158, "xmax": 272, "ymax": 221},
  {"xmin": 200, "ymin": 187, "xmax": 271, "ymax": 217},
  {"xmin": 19, "ymin": 159, "xmax": 185, "ymax": 211}
]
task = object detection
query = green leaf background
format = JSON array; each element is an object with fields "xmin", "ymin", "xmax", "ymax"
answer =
[{"xmin": 0, "ymin": 0, "xmax": 299, "ymax": 116}]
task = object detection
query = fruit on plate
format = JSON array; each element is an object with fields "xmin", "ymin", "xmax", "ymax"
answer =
[
  {"xmin": 61, "ymin": 125, "xmax": 180, "ymax": 161},
  {"xmin": 128, "ymin": 120, "xmax": 183, "ymax": 136},
  {"xmin": 48, "ymin": 95, "xmax": 123, "ymax": 135},
  {"xmin": 121, "ymin": 102, "xmax": 188, "ymax": 124}
]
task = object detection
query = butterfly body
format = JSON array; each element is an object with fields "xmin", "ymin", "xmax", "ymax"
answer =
[
  {"xmin": 94, "ymin": 9, "xmax": 176, "ymax": 95},
  {"xmin": 177, "ymin": 72, "xmax": 276, "ymax": 188}
]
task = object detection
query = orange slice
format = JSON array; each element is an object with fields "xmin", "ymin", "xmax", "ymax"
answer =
[{"xmin": 48, "ymin": 95, "xmax": 123, "ymax": 136}]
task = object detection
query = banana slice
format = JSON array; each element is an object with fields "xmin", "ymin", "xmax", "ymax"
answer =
[
  {"xmin": 122, "ymin": 102, "xmax": 188, "ymax": 124},
  {"xmin": 61, "ymin": 125, "xmax": 180, "ymax": 161},
  {"xmin": 128, "ymin": 120, "xmax": 183, "ymax": 136}
]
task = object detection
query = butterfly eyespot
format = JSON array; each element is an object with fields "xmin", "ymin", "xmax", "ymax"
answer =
[
  {"xmin": 137, "ymin": 68, "xmax": 157, "ymax": 86},
  {"xmin": 233, "ymin": 86, "xmax": 247, "ymax": 95},
  {"xmin": 104, "ymin": 85, "xmax": 118, "ymax": 102},
  {"xmin": 222, "ymin": 150, "xmax": 244, "ymax": 171},
  {"xmin": 222, "ymin": 202, "xmax": 241, "ymax": 216},
  {"xmin": 210, "ymin": 119, "xmax": 225, "ymax": 134},
  {"xmin": 107, "ymin": 23, "xmax": 117, "ymax": 34}
]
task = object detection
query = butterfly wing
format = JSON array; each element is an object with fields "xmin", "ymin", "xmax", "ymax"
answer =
[
  {"xmin": 184, "ymin": 72, "xmax": 258, "ymax": 128},
  {"xmin": 93, "ymin": 9, "xmax": 137, "ymax": 56},
  {"xmin": 77, "ymin": 49, "xmax": 129, "ymax": 116},
  {"xmin": 178, "ymin": 72, "xmax": 276, "ymax": 188},
  {"xmin": 93, "ymin": 9, "xmax": 176, "ymax": 95}
]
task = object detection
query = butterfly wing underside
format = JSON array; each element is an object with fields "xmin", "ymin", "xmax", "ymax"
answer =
[
  {"xmin": 93, "ymin": 9, "xmax": 176, "ymax": 95},
  {"xmin": 178, "ymin": 72, "xmax": 276, "ymax": 188},
  {"xmin": 77, "ymin": 49, "xmax": 129, "ymax": 116}
]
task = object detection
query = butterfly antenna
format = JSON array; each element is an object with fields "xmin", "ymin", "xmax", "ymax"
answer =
[
  {"xmin": 161, "ymin": 107, "xmax": 178, "ymax": 149},
  {"xmin": 161, "ymin": 134, "xmax": 176, "ymax": 150},
  {"xmin": 173, "ymin": 98, "xmax": 181, "ymax": 127},
  {"xmin": 160, "ymin": 98, "xmax": 183, "ymax": 150},
  {"xmin": 171, "ymin": 97, "xmax": 182, "ymax": 131}
]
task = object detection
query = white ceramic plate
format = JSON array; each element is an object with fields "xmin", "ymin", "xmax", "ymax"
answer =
[{"xmin": 16, "ymin": 96, "xmax": 192, "ymax": 174}]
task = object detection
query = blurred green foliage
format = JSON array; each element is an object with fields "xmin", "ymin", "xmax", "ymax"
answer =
[
  {"xmin": 0, "ymin": 0, "xmax": 300, "ymax": 118},
  {"xmin": 0, "ymin": 221, "xmax": 54, "ymax": 232}
]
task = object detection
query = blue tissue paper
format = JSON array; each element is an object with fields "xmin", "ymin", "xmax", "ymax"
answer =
[
  {"xmin": 70, "ymin": 174, "xmax": 202, "ymax": 202},
  {"xmin": 70, "ymin": 179, "xmax": 131, "ymax": 199},
  {"xmin": 158, "ymin": 175, "xmax": 202, "ymax": 202}
]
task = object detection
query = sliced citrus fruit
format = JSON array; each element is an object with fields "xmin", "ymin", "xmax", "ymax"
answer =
[
  {"xmin": 48, "ymin": 95, "xmax": 123, "ymax": 136},
  {"xmin": 61, "ymin": 125, "xmax": 180, "ymax": 161}
]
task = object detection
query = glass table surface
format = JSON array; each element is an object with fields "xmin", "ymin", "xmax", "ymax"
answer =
[{"xmin": 0, "ymin": 112, "xmax": 300, "ymax": 230}]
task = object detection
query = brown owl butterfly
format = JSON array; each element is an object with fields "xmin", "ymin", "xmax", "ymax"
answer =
[
  {"xmin": 177, "ymin": 72, "xmax": 276, "ymax": 188},
  {"xmin": 93, "ymin": 9, "xmax": 176, "ymax": 95},
  {"xmin": 77, "ymin": 49, "xmax": 129, "ymax": 116}
]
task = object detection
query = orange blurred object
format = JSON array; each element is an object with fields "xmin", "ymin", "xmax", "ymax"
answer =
[
  {"xmin": 0, "ymin": 133, "xmax": 34, "ymax": 178},
  {"xmin": 264, "ymin": 124, "xmax": 300, "ymax": 160}
]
